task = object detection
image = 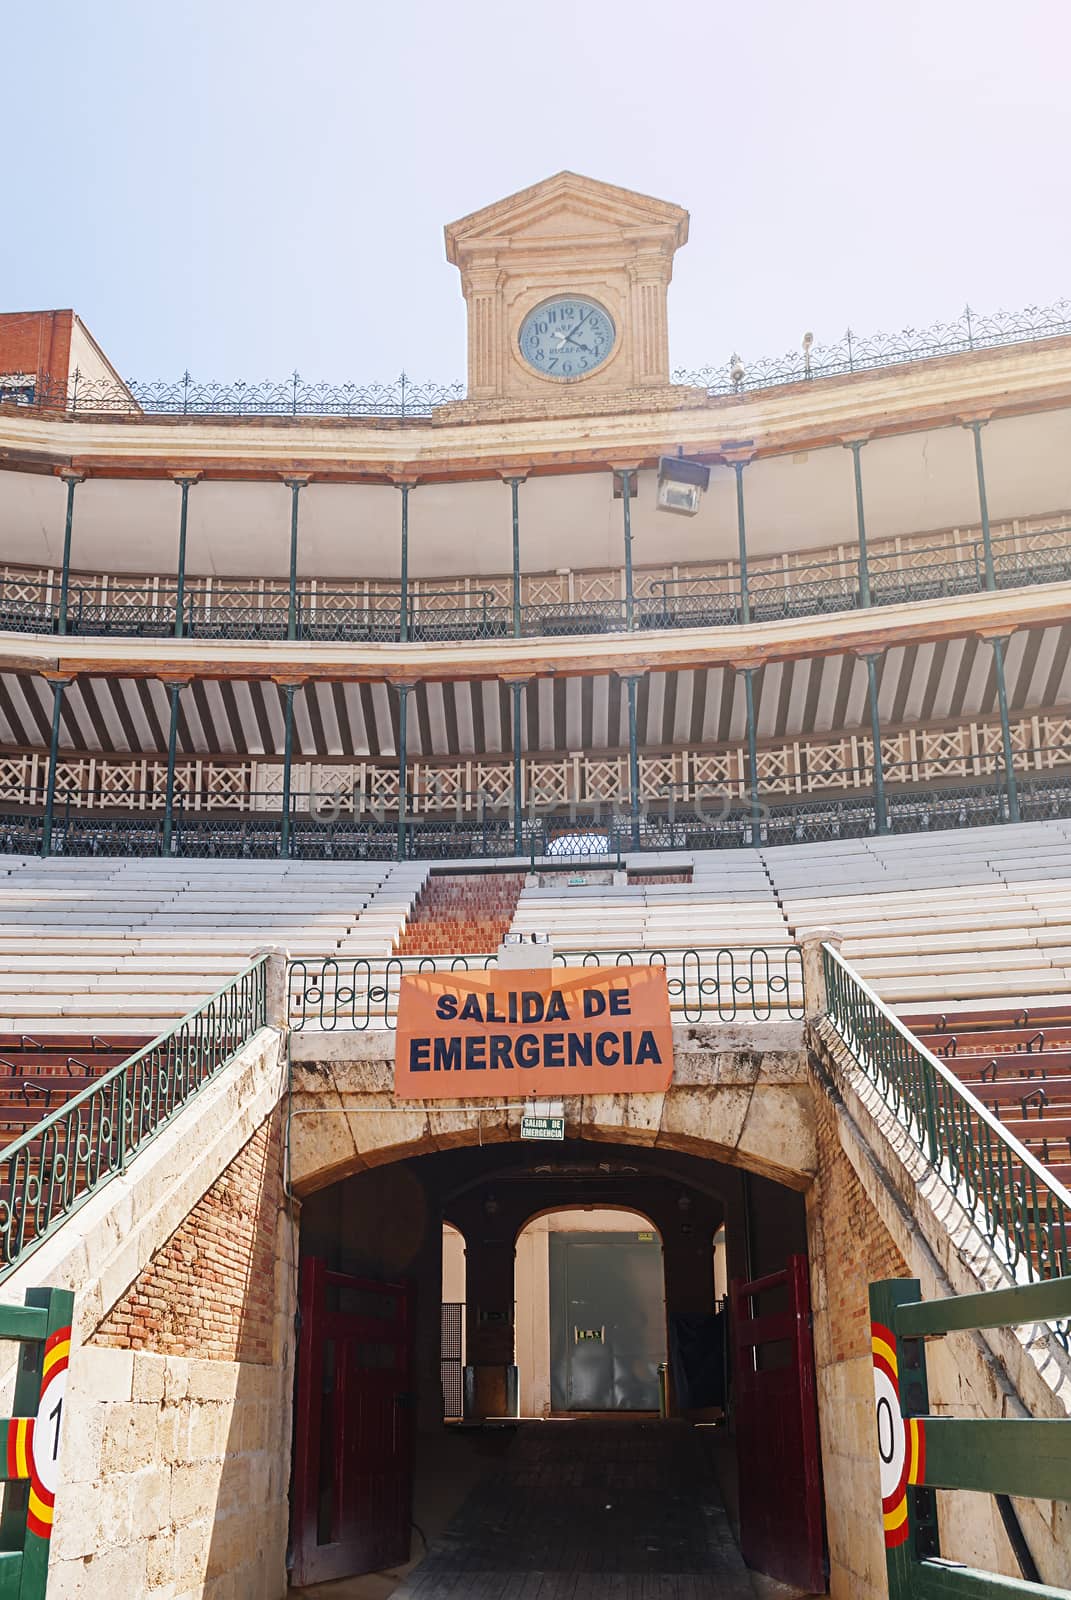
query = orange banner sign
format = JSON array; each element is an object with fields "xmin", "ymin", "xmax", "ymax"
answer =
[{"xmin": 394, "ymin": 965, "xmax": 673, "ymax": 1099}]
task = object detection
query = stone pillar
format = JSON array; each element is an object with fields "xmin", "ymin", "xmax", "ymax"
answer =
[
  {"xmin": 799, "ymin": 929, "xmax": 844, "ymax": 1020},
  {"xmin": 463, "ymin": 259, "xmax": 505, "ymax": 398},
  {"xmin": 463, "ymin": 1231, "xmax": 517, "ymax": 1419},
  {"xmin": 251, "ymin": 945, "xmax": 291, "ymax": 1028},
  {"xmin": 627, "ymin": 248, "xmax": 671, "ymax": 385}
]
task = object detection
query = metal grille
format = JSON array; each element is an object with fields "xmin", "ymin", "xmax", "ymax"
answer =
[{"xmin": 441, "ymin": 1301, "xmax": 463, "ymax": 1419}]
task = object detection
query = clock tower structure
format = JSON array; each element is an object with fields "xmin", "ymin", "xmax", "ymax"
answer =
[{"xmin": 440, "ymin": 171, "xmax": 707, "ymax": 421}]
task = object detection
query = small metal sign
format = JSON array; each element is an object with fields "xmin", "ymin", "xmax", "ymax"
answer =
[{"xmin": 521, "ymin": 1113, "xmax": 565, "ymax": 1141}]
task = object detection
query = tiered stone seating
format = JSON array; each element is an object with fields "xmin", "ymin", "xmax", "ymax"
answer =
[
  {"xmin": 394, "ymin": 872, "xmax": 524, "ymax": 955},
  {"xmin": 761, "ymin": 820, "xmax": 1071, "ymax": 1013},
  {"xmin": 510, "ymin": 853, "xmax": 789, "ymax": 953},
  {"xmin": 905, "ymin": 1005, "xmax": 1071, "ymax": 1187},
  {"xmin": 0, "ymin": 1034, "xmax": 147, "ymax": 1148},
  {"xmin": 0, "ymin": 857, "xmax": 409, "ymax": 1034}
]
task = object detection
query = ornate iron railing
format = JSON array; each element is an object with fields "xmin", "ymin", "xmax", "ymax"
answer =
[
  {"xmin": 0, "ymin": 956, "xmax": 268, "ymax": 1277},
  {"xmin": 288, "ymin": 944, "xmax": 804, "ymax": 1031},
  {"xmin": 821, "ymin": 943, "xmax": 1071, "ymax": 1314},
  {"xmin": 2, "ymin": 526, "xmax": 1067, "ymax": 644},
  {"xmin": 3, "ymin": 299, "xmax": 1069, "ymax": 419},
  {"xmin": 673, "ymin": 298, "xmax": 1071, "ymax": 396},
  {"xmin": 6, "ymin": 772, "xmax": 1071, "ymax": 861}
]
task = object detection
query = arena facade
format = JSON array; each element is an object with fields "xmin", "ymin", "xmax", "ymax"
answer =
[{"xmin": 0, "ymin": 173, "xmax": 1068, "ymax": 1600}]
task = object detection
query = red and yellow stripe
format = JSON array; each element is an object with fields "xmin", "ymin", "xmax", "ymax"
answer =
[{"xmin": 5, "ymin": 1417, "xmax": 32, "ymax": 1483}]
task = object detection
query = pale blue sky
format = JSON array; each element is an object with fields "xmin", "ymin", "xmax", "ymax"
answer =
[{"xmin": 5, "ymin": 0, "xmax": 1068, "ymax": 383}]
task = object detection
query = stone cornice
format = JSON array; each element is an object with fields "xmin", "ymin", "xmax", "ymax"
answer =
[
  {"xmin": 2, "ymin": 578, "xmax": 1067, "ymax": 685},
  {"xmin": 1, "ymin": 336, "xmax": 1069, "ymax": 484}
]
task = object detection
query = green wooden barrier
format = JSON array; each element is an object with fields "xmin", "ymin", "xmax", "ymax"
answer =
[
  {"xmin": 870, "ymin": 1274, "xmax": 1071, "ymax": 1599},
  {"xmin": 0, "ymin": 1289, "xmax": 74, "ymax": 1599}
]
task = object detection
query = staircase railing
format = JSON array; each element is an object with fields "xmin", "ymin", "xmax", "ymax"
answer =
[
  {"xmin": 821, "ymin": 943, "xmax": 1071, "ymax": 1319},
  {"xmin": 0, "ymin": 956, "xmax": 268, "ymax": 1280}
]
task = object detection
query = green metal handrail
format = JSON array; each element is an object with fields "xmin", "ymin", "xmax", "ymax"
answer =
[
  {"xmin": 0, "ymin": 956, "xmax": 268, "ymax": 1280},
  {"xmin": 822, "ymin": 944, "xmax": 1071, "ymax": 1309}
]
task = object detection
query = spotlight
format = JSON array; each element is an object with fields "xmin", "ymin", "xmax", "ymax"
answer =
[{"xmin": 656, "ymin": 454, "xmax": 710, "ymax": 517}]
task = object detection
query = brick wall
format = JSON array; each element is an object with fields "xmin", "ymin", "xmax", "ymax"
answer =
[
  {"xmin": 0, "ymin": 310, "xmax": 72, "ymax": 383},
  {"xmin": 92, "ymin": 1110, "xmax": 284, "ymax": 1364}
]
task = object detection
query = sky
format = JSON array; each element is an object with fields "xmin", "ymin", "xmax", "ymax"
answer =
[{"xmin": 5, "ymin": 0, "xmax": 1070, "ymax": 384}]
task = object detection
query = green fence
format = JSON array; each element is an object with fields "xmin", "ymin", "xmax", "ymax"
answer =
[
  {"xmin": 0, "ymin": 958, "xmax": 268, "ymax": 1280},
  {"xmin": 0, "ymin": 1286, "xmax": 74, "ymax": 1598},
  {"xmin": 870, "ymin": 1274, "xmax": 1071, "ymax": 1598},
  {"xmin": 822, "ymin": 944, "xmax": 1071, "ymax": 1323}
]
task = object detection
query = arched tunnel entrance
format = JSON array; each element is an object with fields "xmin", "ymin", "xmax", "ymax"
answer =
[{"xmin": 289, "ymin": 1135, "xmax": 824, "ymax": 1596}]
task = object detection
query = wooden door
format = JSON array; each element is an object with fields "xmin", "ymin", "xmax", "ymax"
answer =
[
  {"xmin": 291, "ymin": 1257, "xmax": 413, "ymax": 1586},
  {"xmin": 730, "ymin": 1254, "xmax": 826, "ymax": 1591}
]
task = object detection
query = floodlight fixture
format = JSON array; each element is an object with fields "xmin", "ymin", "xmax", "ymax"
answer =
[{"xmin": 656, "ymin": 454, "xmax": 711, "ymax": 517}]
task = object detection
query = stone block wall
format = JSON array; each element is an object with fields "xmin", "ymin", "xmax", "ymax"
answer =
[
  {"xmin": 47, "ymin": 1104, "xmax": 295, "ymax": 1600},
  {"xmin": 808, "ymin": 1086, "xmax": 909, "ymax": 1600}
]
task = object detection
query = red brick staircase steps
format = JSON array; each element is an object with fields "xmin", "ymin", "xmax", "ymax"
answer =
[
  {"xmin": 394, "ymin": 872, "xmax": 525, "ymax": 956},
  {"xmin": 906, "ymin": 1005, "xmax": 1071, "ymax": 1189},
  {"xmin": 0, "ymin": 1034, "xmax": 149, "ymax": 1151}
]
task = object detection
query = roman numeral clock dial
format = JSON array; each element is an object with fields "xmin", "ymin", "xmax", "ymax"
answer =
[{"xmin": 519, "ymin": 297, "xmax": 616, "ymax": 380}]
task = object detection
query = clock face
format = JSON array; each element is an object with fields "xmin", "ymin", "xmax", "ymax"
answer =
[{"xmin": 518, "ymin": 297, "xmax": 616, "ymax": 380}]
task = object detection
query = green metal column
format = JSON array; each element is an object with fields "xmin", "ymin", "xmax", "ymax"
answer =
[
  {"xmin": 162, "ymin": 680, "xmax": 183, "ymax": 856},
  {"xmin": 173, "ymin": 476, "xmax": 197, "ymax": 637},
  {"xmin": 990, "ymin": 634, "xmax": 1021, "ymax": 824},
  {"xmin": 399, "ymin": 484, "xmax": 411, "ymax": 643},
  {"xmin": 41, "ymin": 676, "xmax": 69, "ymax": 858},
  {"xmin": 280, "ymin": 682, "xmax": 297, "ymax": 858},
  {"xmin": 508, "ymin": 477, "xmax": 523, "ymax": 638},
  {"xmin": 511, "ymin": 679, "xmax": 525, "ymax": 855},
  {"xmin": 625, "ymin": 673, "xmax": 642, "ymax": 849},
  {"xmin": 741, "ymin": 667, "xmax": 762, "ymax": 846},
  {"xmin": 965, "ymin": 419, "xmax": 997, "ymax": 590},
  {"xmin": 620, "ymin": 469, "xmax": 636, "ymax": 630},
  {"xmin": 397, "ymin": 683, "xmax": 411, "ymax": 860},
  {"xmin": 285, "ymin": 479, "xmax": 304, "ymax": 641},
  {"xmin": 57, "ymin": 472, "xmax": 83, "ymax": 635},
  {"xmin": 864, "ymin": 653, "xmax": 888, "ymax": 834},
  {"xmin": 868, "ymin": 1277, "xmax": 940, "ymax": 1600},
  {"xmin": 733, "ymin": 460, "xmax": 750, "ymax": 623},
  {"xmin": 846, "ymin": 438, "xmax": 872, "ymax": 606}
]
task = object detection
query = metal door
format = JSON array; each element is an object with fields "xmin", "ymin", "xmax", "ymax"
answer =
[
  {"xmin": 730, "ymin": 1254, "xmax": 826, "ymax": 1591},
  {"xmin": 291, "ymin": 1257, "xmax": 413, "ymax": 1587},
  {"xmin": 549, "ymin": 1230, "xmax": 665, "ymax": 1411}
]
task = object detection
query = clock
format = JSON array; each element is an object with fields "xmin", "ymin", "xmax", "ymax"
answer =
[{"xmin": 518, "ymin": 296, "xmax": 616, "ymax": 380}]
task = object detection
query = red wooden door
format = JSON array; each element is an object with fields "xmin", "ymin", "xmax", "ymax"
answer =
[
  {"xmin": 730, "ymin": 1254, "xmax": 826, "ymax": 1592},
  {"xmin": 291, "ymin": 1258, "xmax": 414, "ymax": 1587}
]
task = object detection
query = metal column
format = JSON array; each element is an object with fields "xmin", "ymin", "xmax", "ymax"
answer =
[
  {"xmin": 990, "ymin": 635, "xmax": 1021, "ymax": 823},
  {"xmin": 41, "ymin": 677, "xmax": 69, "ymax": 858},
  {"xmin": 508, "ymin": 478, "xmax": 523, "ymax": 638},
  {"xmin": 620, "ymin": 470, "xmax": 636, "ymax": 630},
  {"xmin": 162, "ymin": 681, "xmax": 183, "ymax": 856},
  {"xmin": 625, "ymin": 674, "xmax": 641, "ymax": 849},
  {"xmin": 864, "ymin": 653, "xmax": 888, "ymax": 834},
  {"xmin": 173, "ymin": 477, "xmax": 196, "ymax": 637},
  {"xmin": 286, "ymin": 480, "xmax": 304, "ymax": 641},
  {"xmin": 846, "ymin": 439, "xmax": 872, "ymax": 606},
  {"xmin": 280, "ymin": 683, "xmax": 297, "ymax": 858},
  {"xmin": 399, "ymin": 484, "xmax": 410, "ymax": 643},
  {"xmin": 511, "ymin": 680, "xmax": 524, "ymax": 855},
  {"xmin": 742, "ymin": 668, "xmax": 761, "ymax": 846},
  {"xmin": 397, "ymin": 684, "xmax": 411, "ymax": 860},
  {"xmin": 57, "ymin": 473, "xmax": 82, "ymax": 636},
  {"xmin": 733, "ymin": 461, "xmax": 750, "ymax": 624},
  {"xmin": 966, "ymin": 420, "xmax": 997, "ymax": 590}
]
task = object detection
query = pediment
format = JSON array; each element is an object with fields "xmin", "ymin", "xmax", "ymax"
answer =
[{"xmin": 445, "ymin": 172, "xmax": 689, "ymax": 261}]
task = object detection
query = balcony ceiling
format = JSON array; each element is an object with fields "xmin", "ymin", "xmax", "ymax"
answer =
[
  {"xmin": 3, "ymin": 623, "xmax": 1066, "ymax": 762},
  {"xmin": 1, "ymin": 406, "xmax": 1069, "ymax": 581}
]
